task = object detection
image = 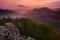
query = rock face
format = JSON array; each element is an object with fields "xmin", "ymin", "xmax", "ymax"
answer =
[{"xmin": 0, "ymin": 23, "xmax": 24, "ymax": 40}]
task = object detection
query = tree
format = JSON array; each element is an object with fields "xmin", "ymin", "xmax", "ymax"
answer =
[
  {"xmin": 15, "ymin": 18, "xmax": 60, "ymax": 40},
  {"xmin": 2, "ymin": 17, "xmax": 12, "ymax": 23},
  {"xmin": 0, "ymin": 19, "xmax": 4, "ymax": 25}
]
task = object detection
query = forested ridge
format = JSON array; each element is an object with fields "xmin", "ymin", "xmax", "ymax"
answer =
[{"xmin": 0, "ymin": 17, "xmax": 60, "ymax": 40}]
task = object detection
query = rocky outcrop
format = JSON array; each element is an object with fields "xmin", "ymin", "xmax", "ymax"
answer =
[{"xmin": 0, "ymin": 23, "xmax": 24, "ymax": 40}]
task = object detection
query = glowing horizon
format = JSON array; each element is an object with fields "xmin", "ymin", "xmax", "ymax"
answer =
[{"xmin": 0, "ymin": 0, "xmax": 60, "ymax": 9}]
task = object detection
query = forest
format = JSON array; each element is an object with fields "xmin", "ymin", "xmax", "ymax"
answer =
[{"xmin": 0, "ymin": 17, "xmax": 60, "ymax": 40}]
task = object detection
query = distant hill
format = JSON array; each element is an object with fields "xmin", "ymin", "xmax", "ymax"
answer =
[
  {"xmin": 0, "ymin": 9, "xmax": 16, "ymax": 18},
  {"xmin": 0, "ymin": 9, "xmax": 15, "ymax": 15},
  {"xmin": 25, "ymin": 7, "xmax": 60, "ymax": 32}
]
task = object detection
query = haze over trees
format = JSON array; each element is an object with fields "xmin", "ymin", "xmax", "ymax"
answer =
[
  {"xmin": 0, "ymin": 7, "xmax": 60, "ymax": 40},
  {"xmin": 0, "ymin": 17, "xmax": 60, "ymax": 40},
  {"xmin": 25, "ymin": 7, "xmax": 60, "ymax": 32}
]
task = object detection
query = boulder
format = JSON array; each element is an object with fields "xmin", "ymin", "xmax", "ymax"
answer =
[{"xmin": 0, "ymin": 23, "xmax": 24, "ymax": 40}]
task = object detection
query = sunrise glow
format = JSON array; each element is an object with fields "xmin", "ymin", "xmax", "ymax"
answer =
[{"xmin": 0, "ymin": 0, "xmax": 60, "ymax": 9}]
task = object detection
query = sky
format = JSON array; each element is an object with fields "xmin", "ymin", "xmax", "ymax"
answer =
[{"xmin": 0, "ymin": 0, "xmax": 60, "ymax": 9}]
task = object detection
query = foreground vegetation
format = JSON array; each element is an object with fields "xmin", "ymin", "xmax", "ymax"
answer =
[{"xmin": 0, "ymin": 17, "xmax": 60, "ymax": 40}]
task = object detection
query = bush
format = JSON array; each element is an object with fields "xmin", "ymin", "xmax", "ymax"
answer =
[{"xmin": 15, "ymin": 18, "xmax": 60, "ymax": 40}]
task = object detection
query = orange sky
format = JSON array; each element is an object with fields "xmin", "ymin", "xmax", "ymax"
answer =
[{"xmin": 0, "ymin": 0, "xmax": 60, "ymax": 9}]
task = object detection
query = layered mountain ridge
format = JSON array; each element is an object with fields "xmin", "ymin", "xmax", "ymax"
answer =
[{"xmin": 25, "ymin": 7, "xmax": 60, "ymax": 32}]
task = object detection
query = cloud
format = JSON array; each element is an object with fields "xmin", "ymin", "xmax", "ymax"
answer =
[
  {"xmin": 0, "ymin": 0, "xmax": 60, "ymax": 9},
  {"xmin": 46, "ymin": 1, "xmax": 60, "ymax": 8},
  {"xmin": 18, "ymin": 0, "xmax": 59, "ymax": 7},
  {"xmin": 17, "ymin": 5, "xmax": 26, "ymax": 7}
]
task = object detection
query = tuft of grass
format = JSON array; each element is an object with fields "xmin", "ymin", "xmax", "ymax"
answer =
[{"xmin": 4, "ymin": 26, "xmax": 9, "ymax": 30}]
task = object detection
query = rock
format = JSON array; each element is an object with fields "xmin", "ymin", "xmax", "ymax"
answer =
[
  {"xmin": 26, "ymin": 36, "xmax": 35, "ymax": 40},
  {"xmin": 0, "ymin": 23, "xmax": 24, "ymax": 40}
]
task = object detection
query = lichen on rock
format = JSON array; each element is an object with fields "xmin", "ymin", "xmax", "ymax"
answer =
[{"xmin": 0, "ymin": 23, "xmax": 24, "ymax": 40}]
